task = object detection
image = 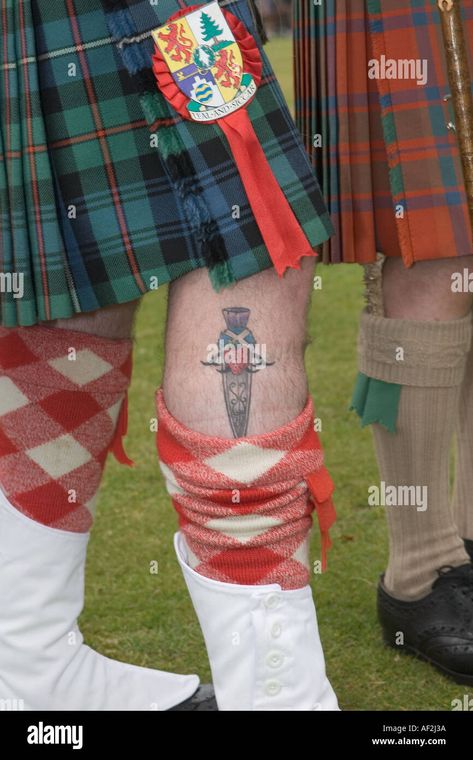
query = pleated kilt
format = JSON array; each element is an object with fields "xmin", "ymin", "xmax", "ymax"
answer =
[
  {"xmin": 294, "ymin": 0, "xmax": 473, "ymax": 265},
  {"xmin": 0, "ymin": 0, "xmax": 332, "ymax": 326}
]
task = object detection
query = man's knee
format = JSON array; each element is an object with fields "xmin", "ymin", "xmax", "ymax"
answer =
[
  {"xmin": 163, "ymin": 260, "xmax": 316, "ymax": 437},
  {"xmin": 43, "ymin": 300, "xmax": 141, "ymax": 340},
  {"xmin": 383, "ymin": 256, "xmax": 473, "ymax": 320}
]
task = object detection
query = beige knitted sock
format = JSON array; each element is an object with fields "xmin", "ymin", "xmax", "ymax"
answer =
[
  {"xmin": 359, "ymin": 311, "xmax": 472, "ymax": 601},
  {"xmin": 452, "ymin": 337, "xmax": 473, "ymax": 542}
]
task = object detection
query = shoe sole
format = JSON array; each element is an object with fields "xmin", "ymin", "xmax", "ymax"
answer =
[{"xmin": 383, "ymin": 636, "xmax": 473, "ymax": 687}]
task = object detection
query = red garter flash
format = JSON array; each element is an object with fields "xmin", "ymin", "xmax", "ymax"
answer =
[{"xmin": 152, "ymin": 1, "xmax": 315, "ymax": 275}]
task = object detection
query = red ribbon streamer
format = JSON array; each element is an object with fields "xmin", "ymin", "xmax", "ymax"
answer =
[
  {"xmin": 219, "ymin": 109, "xmax": 316, "ymax": 275},
  {"xmin": 306, "ymin": 466, "xmax": 337, "ymax": 572},
  {"xmin": 109, "ymin": 393, "xmax": 134, "ymax": 467}
]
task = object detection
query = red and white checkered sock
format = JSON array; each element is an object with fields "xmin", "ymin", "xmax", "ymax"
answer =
[
  {"xmin": 156, "ymin": 390, "xmax": 336, "ymax": 590},
  {"xmin": 0, "ymin": 326, "xmax": 133, "ymax": 533}
]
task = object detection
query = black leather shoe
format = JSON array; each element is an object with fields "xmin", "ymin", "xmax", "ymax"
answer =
[
  {"xmin": 378, "ymin": 564, "xmax": 473, "ymax": 685},
  {"xmin": 169, "ymin": 684, "xmax": 218, "ymax": 711},
  {"xmin": 464, "ymin": 539, "xmax": 473, "ymax": 562}
]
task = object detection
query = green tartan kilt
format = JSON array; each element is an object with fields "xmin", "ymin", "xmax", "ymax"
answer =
[{"xmin": 0, "ymin": 0, "xmax": 332, "ymax": 326}]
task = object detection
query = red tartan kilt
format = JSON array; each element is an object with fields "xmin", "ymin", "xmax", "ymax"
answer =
[{"xmin": 294, "ymin": 0, "xmax": 473, "ymax": 266}]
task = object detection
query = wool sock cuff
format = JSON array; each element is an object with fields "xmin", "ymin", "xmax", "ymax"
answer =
[
  {"xmin": 157, "ymin": 389, "xmax": 323, "ymax": 459},
  {"xmin": 0, "ymin": 325, "xmax": 132, "ymax": 394},
  {"xmin": 358, "ymin": 310, "xmax": 472, "ymax": 387},
  {"xmin": 0, "ymin": 326, "xmax": 133, "ymax": 531},
  {"xmin": 156, "ymin": 389, "xmax": 336, "ymax": 584}
]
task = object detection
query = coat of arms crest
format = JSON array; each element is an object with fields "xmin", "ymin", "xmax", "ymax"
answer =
[{"xmin": 152, "ymin": 1, "xmax": 256, "ymax": 121}]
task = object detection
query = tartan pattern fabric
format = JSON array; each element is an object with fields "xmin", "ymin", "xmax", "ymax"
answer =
[
  {"xmin": 156, "ymin": 389, "xmax": 336, "ymax": 589},
  {"xmin": 294, "ymin": 0, "xmax": 473, "ymax": 265},
  {"xmin": 0, "ymin": 0, "xmax": 332, "ymax": 327},
  {"xmin": 0, "ymin": 325, "xmax": 132, "ymax": 531}
]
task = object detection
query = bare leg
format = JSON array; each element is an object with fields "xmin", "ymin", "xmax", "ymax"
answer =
[
  {"xmin": 383, "ymin": 257, "xmax": 473, "ymax": 320},
  {"xmin": 46, "ymin": 300, "xmax": 140, "ymax": 339},
  {"xmin": 163, "ymin": 259, "xmax": 315, "ymax": 438},
  {"xmin": 159, "ymin": 259, "xmax": 338, "ymax": 710},
  {"xmin": 368, "ymin": 257, "xmax": 473, "ymax": 600}
]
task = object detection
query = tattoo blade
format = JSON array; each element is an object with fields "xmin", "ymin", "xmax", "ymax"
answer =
[{"xmin": 223, "ymin": 371, "xmax": 252, "ymax": 438}]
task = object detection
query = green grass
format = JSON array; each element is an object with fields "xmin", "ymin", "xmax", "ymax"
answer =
[
  {"xmin": 263, "ymin": 36, "xmax": 295, "ymax": 113},
  {"xmin": 81, "ymin": 38, "xmax": 473, "ymax": 711}
]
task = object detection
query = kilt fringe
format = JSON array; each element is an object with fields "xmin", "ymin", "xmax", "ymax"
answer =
[{"xmin": 246, "ymin": 0, "xmax": 268, "ymax": 45}]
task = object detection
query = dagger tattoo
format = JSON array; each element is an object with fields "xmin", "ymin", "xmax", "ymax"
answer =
[{"xmin": 201, "ymin": 307, "xmax": 275, "ymax": 437}]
